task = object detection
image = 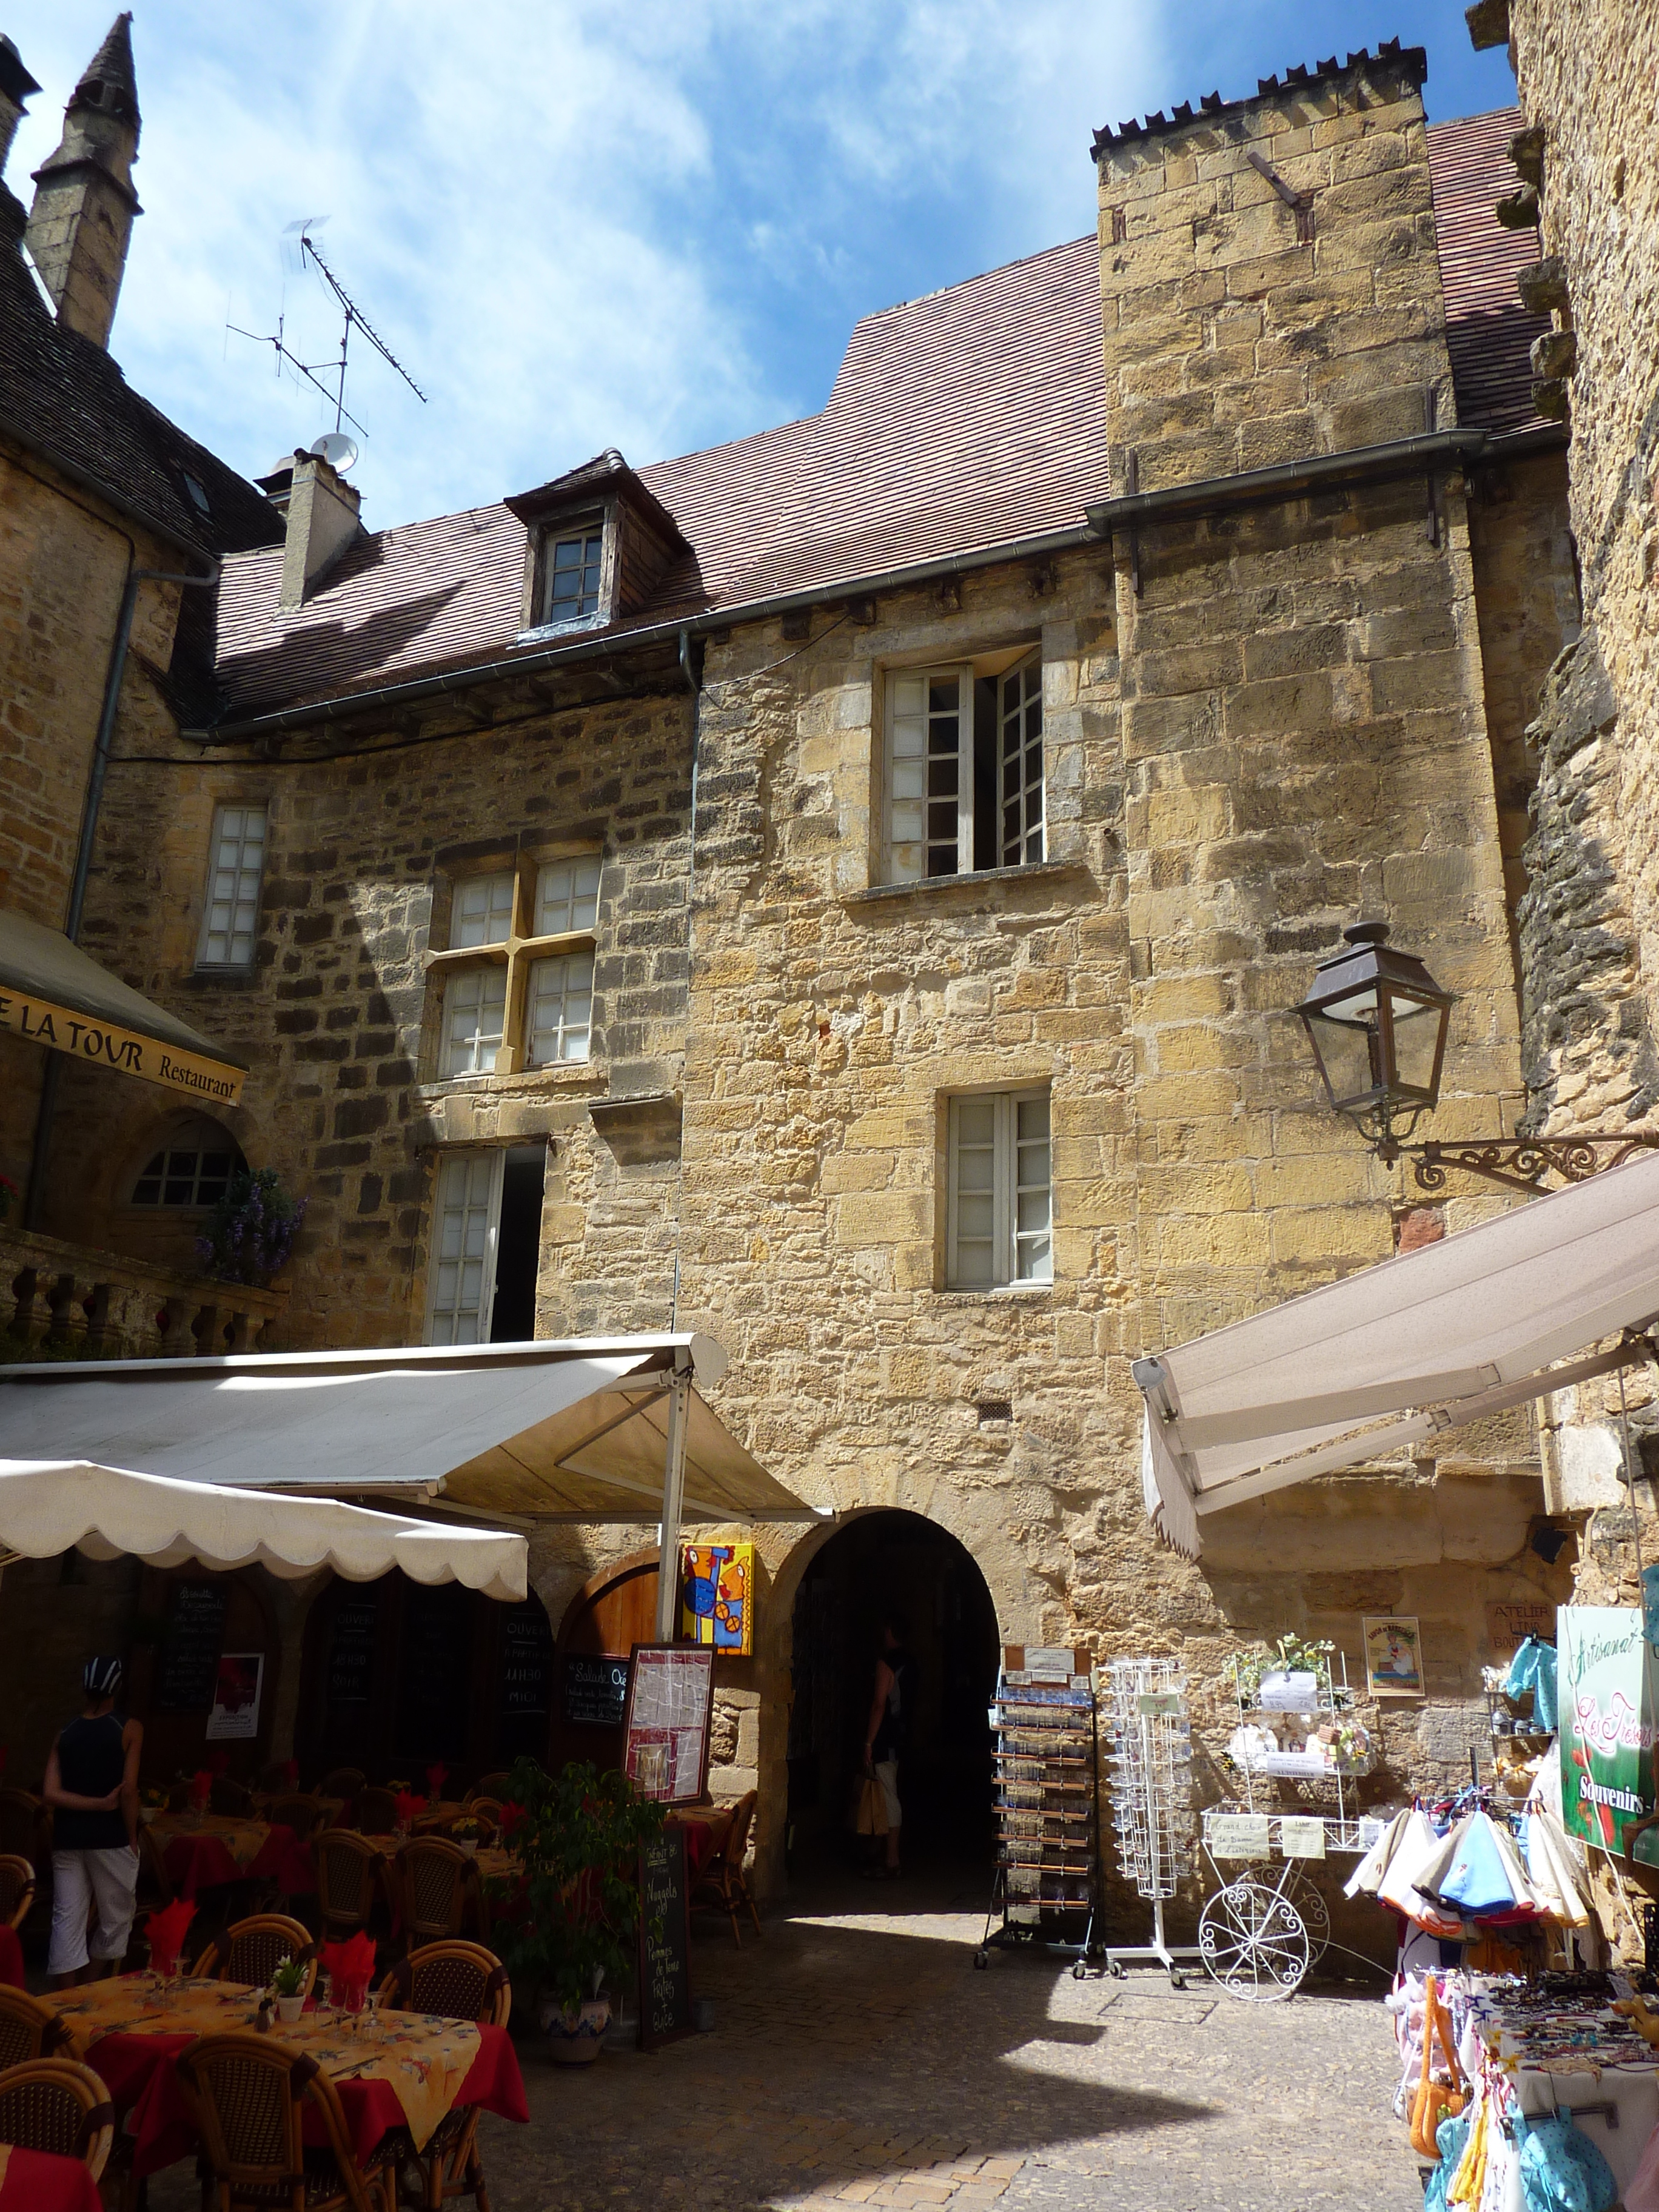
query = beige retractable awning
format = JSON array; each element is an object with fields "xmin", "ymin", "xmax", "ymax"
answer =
[
  {"xmin": 0, "ymin": 1334, "xmax": 818, "ymax": 1526},
  {"xmin": 0, "ymin": 906, "xmax": 246, "ymax": 1104},
  {"xmin": 1134, "ymin": 1151, "xmax": 1659, "ymax": 1558},
  {"xmin": 0, "ymin": 1459, "xmax": 528, "ymax": 1601}
]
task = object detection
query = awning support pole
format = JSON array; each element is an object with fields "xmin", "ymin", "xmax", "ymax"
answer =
[{"xmin": 654, "ymin": 1360, "xmax": 692, "ymax": 1641}]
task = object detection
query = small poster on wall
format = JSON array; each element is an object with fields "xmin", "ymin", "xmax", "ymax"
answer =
[
  {"xmin": 204, "ymin": 1653, "xmax": 264, "ymax": 1741},
  {"xmin": 1361, "ymin": 1617, "xmax": 1424, "ymax": 1698},
  {"xmin": 680, "ymin": 1543, "xmax": 754, "ymax": 1655}
]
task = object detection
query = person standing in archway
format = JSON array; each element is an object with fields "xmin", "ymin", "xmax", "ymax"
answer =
[
  {"xmin": 863, "ymin": 1611, "xmax": 917, "ymax": 1879},
  {"xmin": 42, "ymin": 1657, "xmax": 142, "ymax": 1988}
]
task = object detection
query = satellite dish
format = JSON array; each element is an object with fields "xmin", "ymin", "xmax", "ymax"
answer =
[{"xmin": 309, "ymin": 432, "xmax": 359, "ymax": 472}]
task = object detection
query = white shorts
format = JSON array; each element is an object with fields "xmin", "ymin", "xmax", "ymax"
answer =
[
  {"xmin": 49, "ymin": 1846, "xmax": 138, "ymax": 1976},
  {"xmin": 874, "ymin": 1760, "xmax": 901, "ymax": 1829}
]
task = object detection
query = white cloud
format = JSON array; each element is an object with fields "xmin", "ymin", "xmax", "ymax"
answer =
[{"xmin": 9, "ymin": 0, "xmax": 1172, "ymax": 528}]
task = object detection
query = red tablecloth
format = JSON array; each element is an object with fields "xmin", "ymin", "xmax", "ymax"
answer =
[
  {"xmin": 0, "ymin": 2142, "xmax": 101, "ymax": 2212},
  {"xmin": 99, "ymin": 2019, "xmax": 527, "ymax": 2178},
  {"xmin": 0, "ymin": 1928, "xmax": 22, "ymax": 1989},
  {"xmin": 161, "ymin": 1823, "xmax": 313, "ymax": 1899},
  {"xmin": 669, "ymin": 1817, "xmax": 717, "ymax": 1880}
]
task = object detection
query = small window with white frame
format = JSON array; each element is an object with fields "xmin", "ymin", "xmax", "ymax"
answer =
[
  {"xmin": 882, "ymin": 651, "xmax": 1044, "ymax": 886},
  {"xmin": 946, "ymin": 1088, "xmax": 1053, "ymax": 1290},
  {"xmin": 430, "ymin": 851, "xmax": 602, "ymax": 1080},
  {"xmin": 195, "ymin": 803, "xmax": 267, "ymax": 970}
]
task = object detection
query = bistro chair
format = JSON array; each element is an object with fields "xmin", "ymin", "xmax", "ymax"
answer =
[
  {"xmin": 355, "ymin": 1788, "xmax": 399, "ymax": 1837},
  {"xmin": 464, "ymin": 1775, "xmax": 511, "ymax": 1806},
  {"xmin": 255, "ymin": 1761, "xmax": 297, "ymax": 1794},
  {"xmin": 0, "ymin": 1853, "xmax": 35, "ymax": 1932},
  {"xmin": 392, "ymin": 1838, "xmax": 469, "ymax": 1945},
  {"xmin": 315, "ymin": 1832, "xmax": 386, "ymax": 1944},
  {"xmin": 0, "ymin": 2057, "xmax": 115, "ymax": 2182},
  {"xmin": 195, "ymin": 1913, "xmax": 317, "ymax": 1998},
  {"xmin": 178, "ymin": 2034, "xmax": 396, "ymax": 2212},
  {"xmin": 0, "ymin": 1988, "xmax": 70, "ymax": 2068},
  {"xmin": 689, "ymin": 1791, "xmax": 762, "ymax": 1948},
  {"xmin": 210, "ymin": 1776, "xmax": 256, "ymax": 1818},
  {"xmin": 461, "ymin": 1800, "xmax": 502, "ymax": 1839},
  {"xmin": 318, "ymin": 1768, "xmax": 366, "ymax": 1801},
  {"xmin": 375, "ymin": 1943, "xmax": 510, "ymax": 2212},
  {"xmin": 265, "ymin": 1794, "xmax": 325, "ymax": 1844},
  {"xmin": 0, "ymin": 1791, "xmax": 41, "ymax": 1866}
]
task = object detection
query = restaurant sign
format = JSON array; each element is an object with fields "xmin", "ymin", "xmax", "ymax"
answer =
[
  {"xmin": 0, "ymin": 980, "xmax": 245, "ymax": 1102},
  {"xmin": 1558, "ymin": 1606, "xmax": 1658, "ymax": 1856}
]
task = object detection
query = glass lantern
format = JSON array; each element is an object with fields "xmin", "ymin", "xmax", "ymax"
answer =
[{"xmin": 1292, "ymin": 922, "xmax": 1455, "ymax": 1154}]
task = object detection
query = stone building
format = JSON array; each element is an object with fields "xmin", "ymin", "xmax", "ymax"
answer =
[{"xmin": 2, "ymin": 32, "xmax": 1603, "ymax": 1893}]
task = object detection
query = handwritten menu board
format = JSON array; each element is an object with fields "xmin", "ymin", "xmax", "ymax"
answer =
[
  {"xmin": 564, "ymin": 1654, "xmax": 631, "ymax": 1731},
  {"xmin": 637, "ymin": 1825, "xmax": 692, "ymax": 2050},
  {"xmin": 500, "ymin": 1604, "xmax": 552, "ymax": 1719},
  {"xmin": 155, "ymin": 1584, "xmax": 226, "ymax": 1712},
  {"xmin": 622, "ymin": 1644, "xmax": 714, "ymax": 1806},
  {"xmin": 326, "ymin": 1597, "xmax": 379, "ymax": 1706}
]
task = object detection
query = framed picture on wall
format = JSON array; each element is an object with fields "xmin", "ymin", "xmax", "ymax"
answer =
[{"xmin": 1362, "ymin": 1617, "xmax": 1424, "ymax": 1698}]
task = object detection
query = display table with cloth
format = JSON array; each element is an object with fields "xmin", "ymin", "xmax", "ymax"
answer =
[
  {"xmin": 45, "ymin": 1975, "xmax": 528, "ymax": 2179},
  {"xmin": 0, "ymin": 1927, "xmax": 22, "ymax": 1988},
  {"xmin": 147, "ymin": 1813, "xmax": 313, "ymax": 1898},
  {"xmin": 0, "ymin": 2142, "xmax": 101, "ymax": 2212}
]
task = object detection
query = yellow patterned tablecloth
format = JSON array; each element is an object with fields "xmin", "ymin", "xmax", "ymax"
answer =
[
  {"xmin": 48, "ymin": 1975, "xmax": 481, "ymax": 2152},
  {"xmin": 147, "ymin": 1813, "xmax": 270, "ymax": 1868}
]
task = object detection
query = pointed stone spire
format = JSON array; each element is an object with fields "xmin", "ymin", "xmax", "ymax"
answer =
[
  {"xmin": 25, "ymin": 13, "xmax": 143, "ymax": 349},
  {"xmin": 0, "ymin": 36, "xmax": 43, "ymax": 181}
]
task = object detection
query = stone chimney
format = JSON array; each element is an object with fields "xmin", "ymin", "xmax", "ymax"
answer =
[
  {"xmin": 25, "ymin": 13, "xmax": 141, "ymax": 349},
  {"xmin": 0, "ymin": 37, "xmax": 41, "ymax": 179},
  {"xmin": 263, "ymin": 449, "xmax": 363, "ymax": 611}
]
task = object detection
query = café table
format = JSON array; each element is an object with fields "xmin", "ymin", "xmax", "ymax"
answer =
[
  {"xmin": 250, "ymin": 1794, "xmax": 349, "ymax": 1829},
  {"xmin": 666, "ymin": 1810, "xmax": 725, "ymax": 1881},
  {"xmin": 45, "ymin": 1975, "xmax": 528, "ymax": 2179},
  {"xmin": 0, "ymin": 1926, "xmax": 22, "ymax": 1988},
  {"xmin": 146, "ymin": 1812, "xmax": 313, "ymax": 1899},
  {"xmin": 0, "ymin": 2142, "xmax": 101, "ymax": 2212}
]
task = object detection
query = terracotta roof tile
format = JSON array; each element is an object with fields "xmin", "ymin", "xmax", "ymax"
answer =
[
  {"xmin": 213, "ymin": 235, "xmax": 1110, "ymax": 716},
  {"xmin": 1427, "ymin": 108, "xmax": 1550, "ymax": 435}
]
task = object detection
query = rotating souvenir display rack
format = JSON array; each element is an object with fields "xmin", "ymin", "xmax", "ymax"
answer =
[
  {"xmin": 1099, "ymin": 1656, "xmax": 1204, "ymax": 1987},
  {"xmin": 976, "ymin": 1644, "xmax": 1102, "ymax": 1976},
  {"xmin": 1195, "ymin": 1649, "xmax": 1378, "ymax": 2001}
]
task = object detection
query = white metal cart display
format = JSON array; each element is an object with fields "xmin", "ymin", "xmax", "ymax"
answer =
[{"xmin": 1101, "ymin": 1657, "xmax": 1204, "ymax": 1988}]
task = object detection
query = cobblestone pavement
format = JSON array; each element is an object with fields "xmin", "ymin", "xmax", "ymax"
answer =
[{"xmin": 463, "ymin": 1864, "xmax": 1420, "ymax": 2212}]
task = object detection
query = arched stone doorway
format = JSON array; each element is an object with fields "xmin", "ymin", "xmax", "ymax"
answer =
[{"xmin": 783, "ymin": 1509, "xmax": 999, "ymax": 1873}]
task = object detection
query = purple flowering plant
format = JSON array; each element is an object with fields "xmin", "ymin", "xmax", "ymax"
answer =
[{"xmin": 195, "ymin": 1167, "xmax": 307, "ymax": 1287}]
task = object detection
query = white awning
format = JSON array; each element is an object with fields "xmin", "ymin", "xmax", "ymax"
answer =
[
  {"xmin": 0, "ymin": 1333, "xmax": 819, "ymax": 1526},
  {"xmin": 0, "ymin": 1460, "xmax": 528, "ymax": 1601},
  {"xmin": 1134, "ymin": 1151, "xmax": 1659, "ymax": 1558},
  {"xmin": 0, "ymin": 905, "xmax": 247, "ymax": 1104}
]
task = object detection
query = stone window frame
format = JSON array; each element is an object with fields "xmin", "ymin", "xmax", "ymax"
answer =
[
  {"xmin": 943, "ymin": 1084, "xmax": 1054, "ymax": 1292},
  {"xmin": 424, "ymin": 847, "xmax": 603, "ymax": 1083},
  {"xmin": 876, "ymin": 642, "xmax": 1045, "ymax": 889}
]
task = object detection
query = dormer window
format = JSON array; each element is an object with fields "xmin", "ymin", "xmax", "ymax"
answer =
[{"xmin": 543, "ymin": 525, "xmax": 605, "ymax": 626}]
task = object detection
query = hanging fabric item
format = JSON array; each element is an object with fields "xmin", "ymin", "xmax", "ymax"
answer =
[
  {"xmin": 1346, "ymin": 1806, "xmax": 1412, "ymax": 1899},
  {"xmin": 1514, "ymin": 2105, "xmax": 1617, "ymax": 2212},
  {"xmin": 1523, "ymin": 1805, "xmax": 1597, "ymax": 1929},
  {"xmin": 1506, "ymin": 1637, "xmax": 1558, "ymax": 1734},
  {"xmin": 1410, "ymin": 1974, "xmax": 1469, "ymax": 2158},
  {"xmin": 1380, "ymin": 1810, "xmax": 1470, "ymax": 1939},
  {"xmin": 1417, "ymin": 1812, "xmax": 1543, "ymax": 1922}
]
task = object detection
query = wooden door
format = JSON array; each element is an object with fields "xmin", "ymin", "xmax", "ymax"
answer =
[{"xmin": 549, "ymin": 1553, "xmax": 660, "ymax": 1775}]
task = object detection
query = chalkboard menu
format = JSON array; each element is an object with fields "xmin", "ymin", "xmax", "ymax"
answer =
[
  {"xmin": 637, "ymin": 1825, "xmax": 692, "ymax": 2050},
  {"xmin": 327, "ymin": 1597, "xmax": 379, "ymax": 1706},
  {"xmin": 563, "ymin": 1654, "xmax": 630, "ymax": 1731},
  {"xmin": 395, "ymin": 1583, "xmax": 472, "ymax": 1763},
  {"xmin": 500, "ymin": 1604, "xmax": 551, "ymax": 1719},
  {"xmin": 155, "ymin": 1584, "xmax": 226, "ymax": 1712}
]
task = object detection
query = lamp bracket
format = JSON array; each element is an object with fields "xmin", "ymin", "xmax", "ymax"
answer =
[{"xmin": 1392, "ymin": 1131, "xmax": 1659, "ymax": 1198}]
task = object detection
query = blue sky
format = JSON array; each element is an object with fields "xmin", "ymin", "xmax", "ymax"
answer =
[{"xmin": 10, "ymin": 2, "xmax": 1518, "ymax": 531}]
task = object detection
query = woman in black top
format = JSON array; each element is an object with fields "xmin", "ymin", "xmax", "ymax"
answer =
[
  {"xmin": 43, "ymin": 1656, "xmax": 142, "ymax": 1986},
  {"xmin": 862, "ymin": 1613, "xmax": 917, "ymax": 1878}
]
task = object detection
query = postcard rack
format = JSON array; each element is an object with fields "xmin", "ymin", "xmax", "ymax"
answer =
[
  {"xmin": 1100, "ymin": 1656, "xmax": 1204, "ymax": 1988},
  {"xmin": 976, "ymin": 1645, "xmax": 1101, "ymax": 1975}
]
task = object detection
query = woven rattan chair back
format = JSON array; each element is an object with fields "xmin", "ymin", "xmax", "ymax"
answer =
[
  {"xmin": 0, "ymin": 1792, "xmax": 39, "ymax": 1864},
  {"xmin": 466, "ymin": 1774, "xmax": 511, "ymax": 1805},
  {"xmin": 461, "ymin": 1798, "xmax": 501, "ymax": 1840},
  {"xmin": 315, "ymin": 1831, "xmax": 382, "ymax": 1938},
  {"xmin": 355, "ymin": 1787, "xmax": 398, "ymax": 1836},
  {"xmin": 198, "ymin": 1914, "xmax": 316, "ymax": 1996},
  {"xmin": 395, "ymin": 1838, "xmax": 468, "ymax": 1940},
  {"xmin": 318, "ymin": 1768, "xmax": 365, "ymax": 1801},
  {"xmin": 380, "ymin": 1941, "xmax": 511, "ymax": 2028},
  {"xmin": 0, "ymin": 1854, "xmax": 35, "ymax": 1932},
  {"xmin": 265, "ymin": 1794, "xmax": 323, "ymax": 1842},
  {"xmin": 181, "ymin": 2034, "xmax": 374, "ymax": 2212},
  {"xmin": 209, "ymin": 1776, "xmax": 255, "ymax": 1818},
  {"xmin": 723, "ymin": 1790, "xmax": 758, "ymax": 1865},
  {"xmin": 0, "ymin": 2057, "xmax": 115, "ymax": 2179},
  {"xmin": 0, "ymin": 1989, "xmax": 64, "ymax": 2069}
]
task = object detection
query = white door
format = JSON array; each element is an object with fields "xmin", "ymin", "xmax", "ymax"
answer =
[{"xmin": 425, "ymin": 1150, "xmax": 504, "ymax": 1344}]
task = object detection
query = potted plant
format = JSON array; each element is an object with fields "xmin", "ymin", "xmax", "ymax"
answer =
[
  {"xmin": 491, "ymin": 1757, "xmax": 665, "ymax": 2066},
  {"xmin": 452, "ymin": 1814, "xmax": 481, "ymax": 1859},
  {"xmin": 270, "ymin": 1956, "xmax": 307, "ymax": 2025},
  {"xmin": 138, "ymin": 1786, "xmax": 168, "ymax": 1826},
  {"xmin": 195, "ymin": 1167, "xmax": 307, "ymax": 1288}
]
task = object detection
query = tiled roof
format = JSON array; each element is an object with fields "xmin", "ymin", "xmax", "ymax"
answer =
[
  {"xmin": 0, "ymin": 184, "xmax": 280, "ymax": 563},
  {"xmin": 213, "ymin": 234, "xmax": 1111, "ymax": 716},
  {"xmin": 1426, "ymin": 109, "xmax": 1550, "ymax": 435}
]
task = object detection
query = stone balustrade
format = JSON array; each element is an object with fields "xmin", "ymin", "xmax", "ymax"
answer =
[{"xmin": 1, "ymin": 1225, "xmax": 288, "ymax": 1362}]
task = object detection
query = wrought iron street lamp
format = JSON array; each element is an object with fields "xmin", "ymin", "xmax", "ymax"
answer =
[{"xmin": 1293, "ymin": 920, "xmax": 1659, "ymax": 1196}]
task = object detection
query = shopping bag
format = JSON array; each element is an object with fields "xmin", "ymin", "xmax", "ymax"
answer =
[
  {"xmin": 853, "ymin": 1775, "xmax": 889, "ymax": 1838},
  {"xmin": 1515, "ymin": 2106, "xmax": 1617, "ymax": 2212},
  {"xmin": 1410, "ymin": 1976, "xmax": 1468, "ymax": 2159}
]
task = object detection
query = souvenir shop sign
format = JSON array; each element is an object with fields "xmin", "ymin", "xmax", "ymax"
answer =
[{"xmin": 1558, "ymin": 1606, "xmax": 1658, "ymax": 1856}]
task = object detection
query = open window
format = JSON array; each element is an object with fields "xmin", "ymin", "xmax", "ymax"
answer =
[
  {"xmin": 424, "ymin": 1144, "xmax": 548, "ymax": 1344},
  {"xmin": 882, "ymin": 649, "xmax": 1044, "ymax": 885}
]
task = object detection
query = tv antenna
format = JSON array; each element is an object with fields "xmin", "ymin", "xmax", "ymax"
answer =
[{"xmin": 228, "ymin": 218, "xmax": 426, "ymax": 443}]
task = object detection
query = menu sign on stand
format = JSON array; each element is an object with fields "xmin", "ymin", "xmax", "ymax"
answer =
[
  {"xmin": 622, "ymin": 1644, "xmax": 715, "ymax": 1805},
  {"xmin": 564, "ymin": 1654, "xmax": 631, "ymax": 1731},
  {"xmin": 155, "ymin": 1584, "xmax": 226, "ymax": 1712},
  {"xmin": 637, "ymin": 1824, "xmax": 692, "ymax": 2049}
]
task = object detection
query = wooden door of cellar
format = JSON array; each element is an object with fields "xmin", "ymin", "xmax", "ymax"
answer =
[{"xmin": 549, "ymin": 1552, "xmax": 660, "ymax": 1777}]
